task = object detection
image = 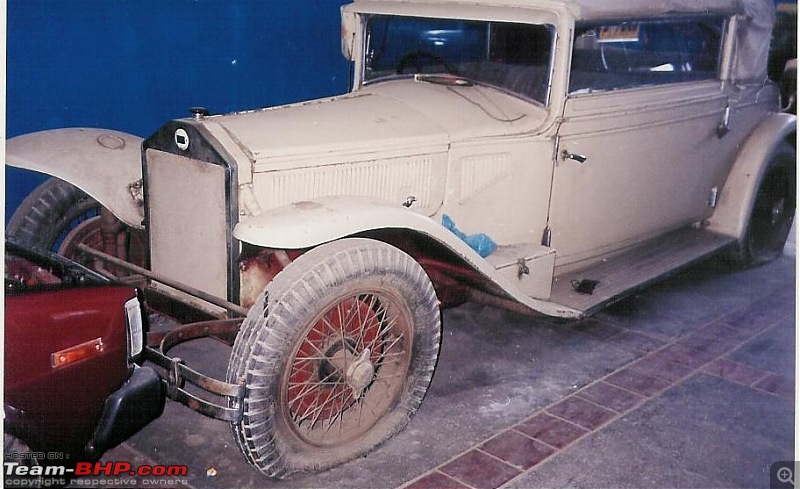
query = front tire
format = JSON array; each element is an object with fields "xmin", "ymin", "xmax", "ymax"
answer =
[
  {"xmin": 7, "ymin": 177, "xmax": 99, "ymax": 251},
  {"xmin": 226, "ymin": 238, "xmax": 441, "ymax": 478},
  {"xmin": 7, "ymin": 176, "xmax": 145, "ymax": 269}
]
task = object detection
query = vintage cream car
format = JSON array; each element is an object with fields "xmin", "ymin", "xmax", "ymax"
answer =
[{"xmin": 6, "ymin": 0, "xmax": 795, "ymax": 478}]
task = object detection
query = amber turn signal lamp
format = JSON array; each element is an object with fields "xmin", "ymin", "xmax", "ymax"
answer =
[{"xmin": 51, "ymin": 338, "xmax": 104, "ymax": 369}]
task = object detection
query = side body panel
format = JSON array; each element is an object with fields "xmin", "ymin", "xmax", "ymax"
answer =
[
  {"xmin": 233, "ymin": 196, "xmax": 579, "ymax": 317},
  {"xmin": 5, "ymin": 286, "xmax": 134, "ymax": 453},
  {"xmin": 250, "ymin": 148, "xmax": 448, "ymax": 218},
  {"xmin": 551, "ymin": 82, "xmax": 733, "ymax": 265},
  {"xmin": 441, "ymin": 138, "xmax": 555, "ymax": 245}
]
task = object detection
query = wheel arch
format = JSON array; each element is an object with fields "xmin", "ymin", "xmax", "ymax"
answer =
[
  {"xmin": 707, "ymin": 112, "xmax": 796, "ymax": 241},
  {"xmin": 6, "ymin": 128, "xmax": 145, "ymax": 229},
  {"xmin": 234, "ymin": 196, "xmax": 468, "ymax": 252}
]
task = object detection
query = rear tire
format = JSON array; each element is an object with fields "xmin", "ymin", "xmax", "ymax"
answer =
[
  {"xmin": 226, "ymin": 238, "xmax": 441, "ymax": 478},
  {"xmin": 728, "ymin": 142, "xmax": 795, "ymax": 267}
]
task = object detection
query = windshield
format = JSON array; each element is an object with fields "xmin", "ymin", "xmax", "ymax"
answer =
[{"xmin": 363, "ymin": 15, "xmax": 555, "ymax": 105}]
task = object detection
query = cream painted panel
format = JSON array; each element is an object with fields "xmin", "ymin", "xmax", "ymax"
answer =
[
  {"xmin": 459, "ymin": 153, "xmax": 514, "ymax": 203},
  {"xmin": 213, "ymin": 92, "xmax": 448, "ymax": 165},
  {"xmin": 442, "ymin": 139, "xmax": 554, "ymax": 245},
  {"xmin": 551, "ymin": 85, "xmax": 729, "ymax": 264},
  {"xmin": 346, "ymin": 0, "xmax": 739, "ymax": 23},
  {"xmin": 252, "ymin": 152, "xmax": 448, "ymax": 216},
  {"xmin": 6, "ymin": 128, "xmax": 145, "ymax": 228}
]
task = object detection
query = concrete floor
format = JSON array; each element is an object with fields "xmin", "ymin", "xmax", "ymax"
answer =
[{"xmin": 88, "ymin": 240, "xmax": 795, "ymax": 489}]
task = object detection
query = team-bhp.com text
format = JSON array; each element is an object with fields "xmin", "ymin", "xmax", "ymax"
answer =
[{"xmin": 5, "ymin": 461, "xmax": 189, "ymax": 487}]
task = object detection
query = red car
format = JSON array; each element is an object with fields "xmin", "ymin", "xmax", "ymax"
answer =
[{"xmin": 4, "ymin": 240, "xmax": 165, "ymax": 463}]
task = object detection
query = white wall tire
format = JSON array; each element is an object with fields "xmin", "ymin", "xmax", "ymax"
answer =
[{"xmin": 226, "ymin": 238, "xmax": 441, "ymax": 478}]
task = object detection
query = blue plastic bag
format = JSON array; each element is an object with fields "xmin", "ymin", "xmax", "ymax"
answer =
[{"xmin": 441, "ymin": 214, "xmax": 497, "ymax": 258}]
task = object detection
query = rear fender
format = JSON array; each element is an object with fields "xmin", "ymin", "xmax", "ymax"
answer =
[
  {"xmin": 234, "ymin": 196, "xmax": 580, "ymax": 318},
  {"xmin": 6, "ymin": 128, "xmax": 145, "ymax": 229},
  {"xmin": 708, "ymin": 113, "xmax": 796, "ymax": 240}
]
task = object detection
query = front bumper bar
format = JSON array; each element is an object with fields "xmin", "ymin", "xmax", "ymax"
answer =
[{"xmin": 143, "ymin": 318, "xmax": 245, "ymax": 423}]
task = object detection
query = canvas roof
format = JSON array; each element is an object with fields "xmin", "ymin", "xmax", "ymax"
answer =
[{"xmin": 348, "ymin": 0, "xmax": 775, "ymax": 81}]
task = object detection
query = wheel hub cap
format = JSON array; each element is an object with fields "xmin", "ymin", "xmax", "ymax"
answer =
[
  {"xmin": 345, "ymin": 348, "xmax": 375, "ymax": 399},
  {"xmin": 771, "ymin": 199, "xmax": 785, "ymax": 226}
]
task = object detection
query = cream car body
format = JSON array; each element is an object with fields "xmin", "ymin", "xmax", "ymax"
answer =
[
  {"xmin": 6, "ymin": 0, "xmax": 794, "ymax": 478},
  {"xmin": 8, "ymin": 0, "xmax": 790, "ymax": 318}
]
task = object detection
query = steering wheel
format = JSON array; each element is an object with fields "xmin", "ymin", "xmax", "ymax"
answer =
[{"xmin": 396, "ymin": 50, "xmax": 456, "ymax": 75}]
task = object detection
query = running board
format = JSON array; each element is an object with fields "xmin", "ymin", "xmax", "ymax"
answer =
[{"xmin": 550, "ymin": 228, "xmax": 735, "ymax": 316}]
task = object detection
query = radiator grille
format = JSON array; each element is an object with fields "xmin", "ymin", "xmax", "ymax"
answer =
[{"xmin": 145, "ymin": 149, "xmax": 229, "ymax": 301}]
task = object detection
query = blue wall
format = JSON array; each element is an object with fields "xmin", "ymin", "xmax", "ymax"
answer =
[{"xmin": 6, "ymin": 0, "xmax": 351, "ymax": 222}]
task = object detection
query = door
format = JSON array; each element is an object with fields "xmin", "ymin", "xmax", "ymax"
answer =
[{"xmin": 548, "ymin": 17, "xmax": 731, "ymax": 264}]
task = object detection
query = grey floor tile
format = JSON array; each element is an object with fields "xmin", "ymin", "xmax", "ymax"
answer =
[{"xmin": 506, "ymin": 374, "xmax": 793, "ymax": 489}]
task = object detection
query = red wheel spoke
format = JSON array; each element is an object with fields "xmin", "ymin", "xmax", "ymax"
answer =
[
  {"xmin": 320, "ymin": 314, "xmax": 340, "ymax": 337},
  {"xmin": 305, "ymin": 385, "xmax": 351, "ymax": 432},
  {"xmin": 289, "ymin": 368, "xmax": 341, "ymax": 413},
  {"xmin": 295, "ymin": 385, "xmax": 332, "ymax": 427},
  {"xmin": 367, "ymin": 312, "xmax": 400, "ymax": 354},
  {"xmin": 356, "ymin": 294, "xmax": 381, "ymax": 350},
  {"xmin": 322, "ymin": 391, "xmax": 351, "ymax": 437},
  {"xmin": 355, "ymin": 391, "xmax": 382, "ymax": 423},
  {"xmin": 379, "ymin": 334, "xmax": 404, "ymax": 356},
  {"xmin": 283, "ymin": 288, "xmax": 415, "ymax": 447},
  {"xmin": 293, "ymin": 354, "xmax": 331, "ymax": 361}
]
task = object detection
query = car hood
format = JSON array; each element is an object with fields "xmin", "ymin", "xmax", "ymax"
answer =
[{"xmin": 209, "ymin": 79, "xmax": 547, "ymax": 169}]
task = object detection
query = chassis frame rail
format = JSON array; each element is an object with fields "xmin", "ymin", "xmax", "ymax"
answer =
[{"xmin": 74, "ymin": 244, "xmax": 249, "ymax": 423}]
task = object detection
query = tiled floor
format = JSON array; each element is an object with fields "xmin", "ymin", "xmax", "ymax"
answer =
[
  {"xmin": 404, "ymin": 274, "xmax": 795, "ymax": 489},
  {"xmin": 86, "ymin": 246, "xmax": 795, "ymax": 489}
]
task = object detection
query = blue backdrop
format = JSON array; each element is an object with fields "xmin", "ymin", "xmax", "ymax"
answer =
[
  {"xmin": 5, "ymin": 0, "xmax": 795, "ymax": 224},
  {"xmin": 6, "ymin": 0, "xmax": 351, "ymax": 223}
]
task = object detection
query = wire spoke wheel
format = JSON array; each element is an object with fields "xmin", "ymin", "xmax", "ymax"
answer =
[
  {"xmin": 284, "ymin": 291, "xmax": 412, "ymax": 447},
  {"xmin": 7, "ymin": 176, "xmax": 146, "ymax": 271},
  {"xmin": 7, "ymin": 177, "xmax": 100, "ymax": 252},
  {"xmin": 227, "ymin": 238, "xmax": 441, "ymax": 478}
]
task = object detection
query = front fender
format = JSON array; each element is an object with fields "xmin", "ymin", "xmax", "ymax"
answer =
[
  {"xmin": 708, "ymin": 112, "xmax": 796, "ymax": 240},
  {"xmin": 234, "ymin": 196, "xmax": 580, "ymax": 318},
  {"xmin": 6, "ymin": 128, "xmax": 145, "ymax": 229}
]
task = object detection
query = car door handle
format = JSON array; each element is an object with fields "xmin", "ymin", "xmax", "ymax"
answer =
[{"xmin": 561, "ymin": 149, "xmax": 588, "ymax": 164}]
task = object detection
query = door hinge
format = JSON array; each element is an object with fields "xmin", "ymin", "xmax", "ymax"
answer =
[{"xmin": 542, "ymin": 226, "xmax": 552, "ymax": 247}]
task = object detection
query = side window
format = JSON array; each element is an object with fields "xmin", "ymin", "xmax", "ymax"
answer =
[{"xmin": 569, "ymin": 18, "xmax": 725, "ymax": 94}]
